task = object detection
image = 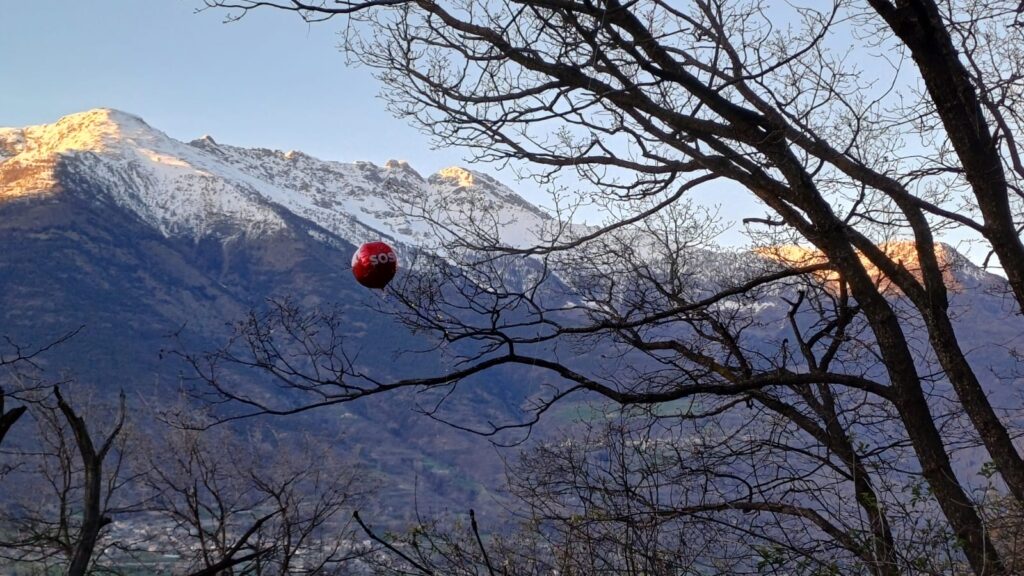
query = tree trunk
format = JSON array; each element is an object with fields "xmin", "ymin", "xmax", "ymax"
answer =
[{"xmin": 54, "ymin": 387, "xmax": 124, "ymax": 576}]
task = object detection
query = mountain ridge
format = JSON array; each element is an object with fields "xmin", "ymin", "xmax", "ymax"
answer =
[
  {"xmin": 3, "ymin": 108, "xmax": 999, "ymax": 284},
  {"xmin": 1, "ymin": 108, "xmax": 550, "ymax": 251}
]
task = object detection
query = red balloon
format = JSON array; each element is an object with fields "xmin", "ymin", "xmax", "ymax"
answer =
[{"xmin": 352, "ymin": 241, "xmax": 398, "ymax": 289}]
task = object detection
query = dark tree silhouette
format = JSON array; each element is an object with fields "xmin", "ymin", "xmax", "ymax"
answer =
[
  {"xmin": 138, "ymin": 423, "xmax": 368, "ymax": 575},
  {"xmin": 0, "ymin": 328, "xmax": 81, "ymax": 448},
  {"xmin": 0, "ymin": 388, "xmax": 369, "ymax": 575},
  {"xmin": 192, "ymin": 1, "xmax": 1024, "ymax": 573},
  {"xmin": 0, "ymin": 386, "xmax": 129, "ymax": 576}
]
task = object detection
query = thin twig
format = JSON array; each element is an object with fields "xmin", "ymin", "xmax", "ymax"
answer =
[{"xmin": 353, "ymin": 510, "xmax": 435, "ymax": 575}]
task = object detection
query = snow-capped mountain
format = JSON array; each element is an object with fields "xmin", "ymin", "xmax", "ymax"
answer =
[
  {"xmin": 0, "ymin": 109, "xmax": 569, "ymax": 522},
  {"xmin": 0, "ymin": 108, "xmax": 550, "ymax": 250},
  {"xmin": 2, "ymin": 109, "xmax": 1014, "ymax": 400},
  {"xmin": 2, "ymin": 109, "xmax": 1020, "ymax": 527}
]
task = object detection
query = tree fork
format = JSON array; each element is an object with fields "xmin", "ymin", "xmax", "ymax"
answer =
[{"xmin": 54, "ymin": 386, "xmax": 126, "ymax": 576}]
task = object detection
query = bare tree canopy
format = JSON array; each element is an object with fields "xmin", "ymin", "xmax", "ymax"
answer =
[
  {"xmin": 0, "ymin": 385, "xmax": 370, "ymax": 575},
  {"xmin": 191, "ymin": 0, "xmax": 1024, "ymax": 573}
]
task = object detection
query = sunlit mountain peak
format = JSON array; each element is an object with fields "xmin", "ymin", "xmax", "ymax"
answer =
[
  {"xmin": 1, "ymin": 108, "xmax": 181, "ymax": 199},
  {"xmin": 435, "ymin": 166, "xmax": 476, "ymax": 187},
  {"xmin": 759, "ymin": 241, "xmax": 966, "ymax": 294}
]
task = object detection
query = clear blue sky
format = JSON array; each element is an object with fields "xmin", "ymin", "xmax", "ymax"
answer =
[{"xmin": 1, "ymin": 1, "xmax": 466, "ymax": 171}]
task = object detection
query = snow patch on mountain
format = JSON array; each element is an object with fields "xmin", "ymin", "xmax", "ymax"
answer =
[{"xmin": 185, "ymin": 137, "xmax": 436, "ymax": 246}]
